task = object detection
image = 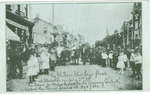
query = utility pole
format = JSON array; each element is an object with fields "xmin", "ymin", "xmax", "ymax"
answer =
[
  {"xmin": 106, "ymin": 26, "xmax": 110, "ymax": 51},
  {"xmin": 52, "ymin": 3, "xmax": 56, "ymax": 43},
  {"xmin": 52, "ymin": 3, "xmax": 55, "ymax": 31},
  {"xmin": 106, "ymin": 26, "xmax": 109, "ymax": 36}
]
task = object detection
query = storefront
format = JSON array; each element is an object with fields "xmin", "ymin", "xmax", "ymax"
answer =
[
  {"xmin": 6, "ymin": 5, "xmax": 34, "ymax": 79},
  {"xmin": 6, "ymin": 26, "xmax": 21, "ymax": 80},
  {"xmin": 6, "ymin": 8, "xmax": 34, "ymax": 47}
]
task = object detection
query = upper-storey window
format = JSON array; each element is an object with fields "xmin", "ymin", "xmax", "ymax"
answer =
[
  {"xmin": 6, "ymin": 5, "xmax": 11, "ymax": 11},
  {"xmin": 6, "ymin": 4, "xmax": 28, "ymax": 18},
  {"xmin": 44, "ymin": 30, "xmax": 47, "ymax": 34},
  {"xmin": 15, "ymin": 4, "xmax": 28, "ymax": 18},
  {"xmin": 43, "ymin": 27, "xmax": 47, "ymax": 34},
  {"xmin": 20, "ymin": 5, "xmax": 28, "ymax": 18},
  {"xmin": 15, "ymin": 5, "xmax": 21, "ymax": 15},
  {"xmin": 25, "ymin": 5, "xmax": 28, "ymax": 17}
]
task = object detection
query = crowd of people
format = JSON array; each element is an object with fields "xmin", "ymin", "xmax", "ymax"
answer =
[
  {"xmin": 7, "ymin": 41, "xmax": 142, "ymax": 84},
  {"xmin": 101, "ymin": 47, "xmax": 142, "ymax": 80}
]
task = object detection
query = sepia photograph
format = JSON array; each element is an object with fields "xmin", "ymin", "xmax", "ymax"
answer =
[{"xmin": 5, "ymin": 2, "xmax": 142, "ymax": 91}]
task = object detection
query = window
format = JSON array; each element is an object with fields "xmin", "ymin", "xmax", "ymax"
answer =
[
  {"xmin": 6, "ymin": 5, "xmax": 11, "ymax": 11},
  {"xmin": 15, "ymin": 5, "xmax": 21, "ymax": 15},
  {"xmin": 43, "ymin": 27, "xmax": 47, "ymax": 34},
  {"xmin": 25, "ymin": 5, "xmax": 28, "ymax": 18},
  {"xmin": 18, "ymin": 5, "xmax": 20, "ymax": 11},
  {"xmin": 44, "ymin": 30, "xmax": 47, "ymax": 34}
]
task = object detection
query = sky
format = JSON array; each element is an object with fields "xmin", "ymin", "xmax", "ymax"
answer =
[{"xmin": 30, "ymin": 3, "xmax": 133, "ymax": 44}]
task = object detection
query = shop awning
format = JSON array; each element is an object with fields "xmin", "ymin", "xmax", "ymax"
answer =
[{"xmin": 6, "ymin": 26, "xmax": 20, "ymax": 41}]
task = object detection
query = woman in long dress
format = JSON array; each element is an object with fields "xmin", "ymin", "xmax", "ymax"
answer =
[
  {"xmin": 117, "ymin": 52, "xmax": 125, "ymax": 74},
  {"xmin": 27, "ymin": 50, "xmax": 39, "ymax": 83},
  {"xmin": 39, "ymin": 48, "xmax": 50, "ymax": 74}
]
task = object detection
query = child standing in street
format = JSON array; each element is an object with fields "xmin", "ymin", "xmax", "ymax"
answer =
[
  {"xmin": 117, "ymin": 52, "xmax": 125, "ymax": 74},
  {"xmin": 27, "ymin": 49, "xmax": 39, "ymax": 84},
  {"xmin": 40, "ymin": 48, "xmax": 50, "ymax": 74}
]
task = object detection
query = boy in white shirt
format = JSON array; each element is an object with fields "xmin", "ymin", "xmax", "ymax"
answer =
[
  {"xmin": 101, "ymin": 51, "xmax": 108, "ymax": 67},
  {"xmin": 108, "ymin": 51, "xmax": 113, "ymax": 67}
]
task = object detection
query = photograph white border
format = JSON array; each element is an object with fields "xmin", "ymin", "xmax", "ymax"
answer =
[{"xmin": 0, "ymin": 0, "xmax": 150, "ymax": 94}]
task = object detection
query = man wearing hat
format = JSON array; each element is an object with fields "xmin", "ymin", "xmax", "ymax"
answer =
[
  {"xmin": 101, "ymin": 50, "xmax": 108, "ymax": 67},
  {"xmin": 108, "ymin": 50, "xmax": 113, "ymax": 67}
]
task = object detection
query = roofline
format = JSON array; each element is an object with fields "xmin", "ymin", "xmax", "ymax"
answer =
[{"xmin": 34, "ymin": 17, "xmax": 53, "ymax": 25}]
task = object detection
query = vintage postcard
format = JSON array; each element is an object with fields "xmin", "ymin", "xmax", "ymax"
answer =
[{"xmin": 1, "ymin": 0, "xmax": 150, "ymax": 92}]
